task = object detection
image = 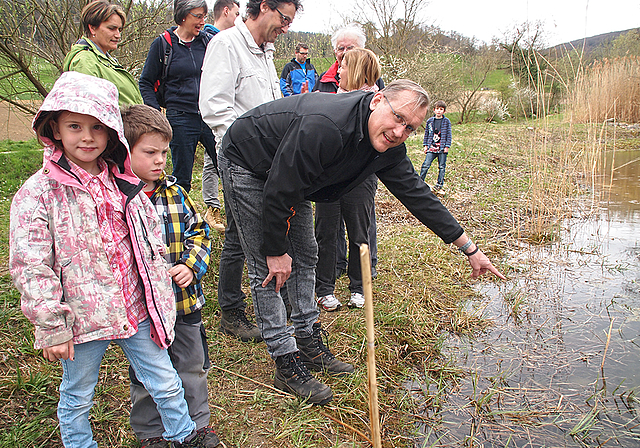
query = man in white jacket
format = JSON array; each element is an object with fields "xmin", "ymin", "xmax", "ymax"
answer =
[{"xmin": 199, "ymin": 0, "xmax": 300, "ymax": 344}]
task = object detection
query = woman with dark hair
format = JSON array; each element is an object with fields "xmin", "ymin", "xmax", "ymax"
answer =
[
  {"xmin": 139, "ymin": 0, "xmax": 225, "ymax": 233},
  {"xmin": 63, "ymin": 0, "xmax": 142, "ymax": 106}
]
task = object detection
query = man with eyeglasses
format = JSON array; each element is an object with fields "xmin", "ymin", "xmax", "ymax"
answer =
[
  {"xmin": 279, "ymin": 42, "xmax": 318, "ymax": 96},
  {"xmin": 199, "ymin": 0, "xmax": 301, "ymax": 345},
  {"xmin": 216, "ymin": 79, "xmax": 506, "ymax": 405}
]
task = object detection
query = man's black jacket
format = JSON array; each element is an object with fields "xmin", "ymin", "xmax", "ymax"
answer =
[{"xmin": 222, "ymin": 90, "xmax": 464, "ymax": 256}]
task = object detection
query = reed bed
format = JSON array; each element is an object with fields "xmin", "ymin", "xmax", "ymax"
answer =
[{"xmin": 571, "ymin": 56, "xmax": 640, "ymax": 124}]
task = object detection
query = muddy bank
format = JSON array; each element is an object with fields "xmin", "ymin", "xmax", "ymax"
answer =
[{"xmin": 0, "ymin": 101, "xmax": 37, "ymax": 141}]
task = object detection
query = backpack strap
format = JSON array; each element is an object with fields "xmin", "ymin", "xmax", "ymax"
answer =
[
  {"xmin": 159, "ymin": 30, "xmax": 173, "ymax": 86},
  {"xmin": 153, "ymin": 30, "xmax": 173, "ymax": 107}
]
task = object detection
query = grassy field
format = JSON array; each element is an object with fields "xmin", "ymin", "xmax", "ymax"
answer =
[{"xmin": 0, "ymin": 114, "xmax": 635, "ymax": 447}]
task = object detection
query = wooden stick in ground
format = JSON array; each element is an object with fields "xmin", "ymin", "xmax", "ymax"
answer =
[{"xmin": 360, "ymin": 243, "xmax": 382, "ymax": 448}]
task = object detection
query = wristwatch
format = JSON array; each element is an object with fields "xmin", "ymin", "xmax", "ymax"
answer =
[{"xmin": 458, "ymin": 239, "xmax": 473, "ymax": 254}]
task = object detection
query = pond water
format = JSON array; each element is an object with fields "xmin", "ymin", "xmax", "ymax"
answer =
[{"xmin": 411, "ymin": 150, "xmax": 640, "ymax": 447}]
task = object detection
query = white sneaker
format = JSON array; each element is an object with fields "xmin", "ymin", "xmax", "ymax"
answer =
[
  {"xmin": 348, "ymin": 292, "xmax": 365, "ymax": 308},
  {"xmin": 317, "ymin": 294, "xmax": 341, "ymax": 312}
]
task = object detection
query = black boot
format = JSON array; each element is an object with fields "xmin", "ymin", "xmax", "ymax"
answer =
[
  {"xmin": 274, "ymin": 351, "xmax": 333, "ymax": 405},
  {"xmin": 297, "ymin": 322, "xmax": 355, "ymax": 375}
]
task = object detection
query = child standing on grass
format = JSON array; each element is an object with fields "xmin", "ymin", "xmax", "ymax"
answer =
[
  {"xmin": 9, "ymin": 71, "xmax": 204, "ymax": 448},
  {"xmin": 121, "ymin": 104, "xmax": 220, "ymax": 448},
  {"xmin": 419, "ymin": 100, "xmax": 452, "ymax": 191}
]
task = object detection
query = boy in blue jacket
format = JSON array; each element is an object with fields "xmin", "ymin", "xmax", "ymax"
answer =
[
  {"xmin": 419, "ymin": 100, "xmax": 452, "ymax": 191},
  {"xmin": 122, "ymin": 104, "xmax": 220, "ymax": 448}
]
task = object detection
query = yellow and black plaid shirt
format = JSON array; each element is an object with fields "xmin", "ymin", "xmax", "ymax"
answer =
[{"xmin": 150, "ymin": 174, "xmax": 211, "ymax": 315}]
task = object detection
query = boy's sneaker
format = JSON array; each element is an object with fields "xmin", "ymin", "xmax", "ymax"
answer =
[
  {"xmin": 140, "ymin": 437, "xmax": 170, "ymax": 448},
  {"xmin": 316, "ymin": 294, "xmax": 341, "ymax": 311},
  {"xmin": 274, "ymin": 351, "xmax": 333, "ymax": 405},
  {"xmin": 195, "ymin": 427, "xmax": 221, "ymax": 447},
  {"xmin": 297, "ymin": 322, "xmax": 355, "ymax": 375},
  {"xmin": 219, "ymin": 308, "xmax": 262, "ymax": 342},
  {"xmin": 348, "ymin": 292, "xmax": 365, "ymax": 308},
  {"xmin": 172, "ymin": 427, "xmax": 221, "ymax": 447},
  {"xmin": 204, "ymin": 206, "xmax": 226, "ymax": 234}
]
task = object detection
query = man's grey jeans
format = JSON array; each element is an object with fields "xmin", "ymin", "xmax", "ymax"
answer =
[{"xmin": 218, "ymin": 152, "xmax": 319, "ymax": 358}]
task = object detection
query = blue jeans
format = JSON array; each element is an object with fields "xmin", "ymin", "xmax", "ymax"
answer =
[
  {"xmin": 58, "ymin": 319, "xmax": 195, "ymax": 447},
  {"xmin": 129, "ymin": 311, "xmax": 210, "ymax": 440},
  {"xmin": 219, "ymin": 153, "xmax": 319, "ymax": 357},
  {"xmin": 419, "ymin": 152, "xmax": 447, "ymax": 186},
  {"xmin": 166, "ymin": 110, "xmax": 217, "ymax": 197}
]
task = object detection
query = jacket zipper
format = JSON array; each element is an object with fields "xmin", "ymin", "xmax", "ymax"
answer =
[
  {"xmin": 162, "ymin": 211, "xmax": 171, "ymax": 249},
  {"xmin": 138, "ymin": 210, "xmax": 156, "ymax": 261},
  {"xmin": 132, "ymin": 209, "xmax": 170, "ymax": 345}
]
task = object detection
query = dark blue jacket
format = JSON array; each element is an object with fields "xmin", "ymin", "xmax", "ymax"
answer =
[
  {"xmin": 423, "ymin": 115, "xmax": 452, "ymax": 152},
  {"xmin": 279, "ymin": 58, "xmax": 318, "ymax": 96},
  {"xmin": 139, "ymin": 27, "xmax": 210, "ymax": 113}
]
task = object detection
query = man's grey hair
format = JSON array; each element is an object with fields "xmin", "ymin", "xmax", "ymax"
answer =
[
  {"xmin": 174, "ymin": 0, "xmax": 208, "ymax": 24},
  {"xmin": 331, "ymin": 23, "xmax": 366, "ymax": 50},
  {"xmin": 381, "ymin": 80, "xmax": 430, "ymax": 111}
]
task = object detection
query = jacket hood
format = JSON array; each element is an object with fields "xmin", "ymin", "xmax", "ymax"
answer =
[
  {"xmin": 33, "ymin": 71, "xmax": 131, "ymax": 172},
  {"xmin": 63, "ymin": 38, "xmax": 111, "ymax": 68}
]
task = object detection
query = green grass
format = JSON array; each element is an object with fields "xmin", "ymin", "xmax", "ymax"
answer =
[
  {"xmin": 0, "ymin": 139, "xmax": 42, "ymax": 266},
  {"xmin": 483, "ymin": 68, "xmax": 513, "ymax": 90},
  {"xmin": 0, "ymin": 60, "xmax": 59, "ymax": 101}
]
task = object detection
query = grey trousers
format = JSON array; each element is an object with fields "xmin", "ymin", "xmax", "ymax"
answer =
[
  {"xmin": 202, "ymin": 152, "xmax": 222, "ymax": 209},
  {"xmin": 129, "ymin": 311, "xmax": 211, "ymax": 440},
  {"xmin": 219, "ymin": 153, "xmax": 319, "ymax": 357},
  {"xmin": 315, "ymin": 175, "xmax": 377, "ymax": 296}
]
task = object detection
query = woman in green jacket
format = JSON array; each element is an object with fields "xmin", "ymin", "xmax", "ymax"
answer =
[{"xmin": 63, "ymin": 0, "xmax": 143, "ymax": 106}]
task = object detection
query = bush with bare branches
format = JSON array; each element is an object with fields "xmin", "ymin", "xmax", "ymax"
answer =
[{"xmin": 0, "ymin": 0, "xmax": 172, "ymax": 115}]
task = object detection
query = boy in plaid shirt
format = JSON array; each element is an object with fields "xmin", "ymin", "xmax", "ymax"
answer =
[{"xmin": 121, "ymin": 104, "xmax": 219, "ymax": 448}]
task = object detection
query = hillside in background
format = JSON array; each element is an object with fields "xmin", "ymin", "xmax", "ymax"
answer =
[{"xmin": 549, "ymin": 28, "xmax": 638, "ymax": 56}]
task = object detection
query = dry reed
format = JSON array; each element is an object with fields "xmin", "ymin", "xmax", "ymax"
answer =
[{"xmin": 571, "ymin": 56, "xmax": 640, "ymax": 123}]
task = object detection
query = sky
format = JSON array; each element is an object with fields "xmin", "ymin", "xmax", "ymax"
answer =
[{"xmin": 282, "ymin": 0, "xmax": 640, "ymax": 47}]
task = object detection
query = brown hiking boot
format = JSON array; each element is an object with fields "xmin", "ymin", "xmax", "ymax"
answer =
[
  {"xmin": 274, "ymin": 351, "xmax": 333, "ymax": 405},
  {"xmin": 219, "ymin": 308, "xmax": 263, "ymax": 342},
  {"xmin": 204, "ymin": 206, "xmax": 226, "ymax": 234},
  {"xmin": 297, "ymin": 322, "xmax": 354, "ymax": 375}
]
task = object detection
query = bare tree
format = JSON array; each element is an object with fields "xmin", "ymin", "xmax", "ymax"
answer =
[
  {"xmin": 0, "ymin": 0, "xmax": 171, "ymax": 115},
  {"xmin": 353, "ymin": 0, "xmax": 430, "ymax": 62}
]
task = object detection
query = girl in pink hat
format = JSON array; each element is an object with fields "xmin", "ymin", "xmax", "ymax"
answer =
[{"xmin": 10, "ymin": 71, "xmax": 202, "ymax": 448}]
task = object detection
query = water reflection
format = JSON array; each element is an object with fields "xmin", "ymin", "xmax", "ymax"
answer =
[{"xmin": 412, "ymin": 150, "xmax": 640, "ymax": 447}]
